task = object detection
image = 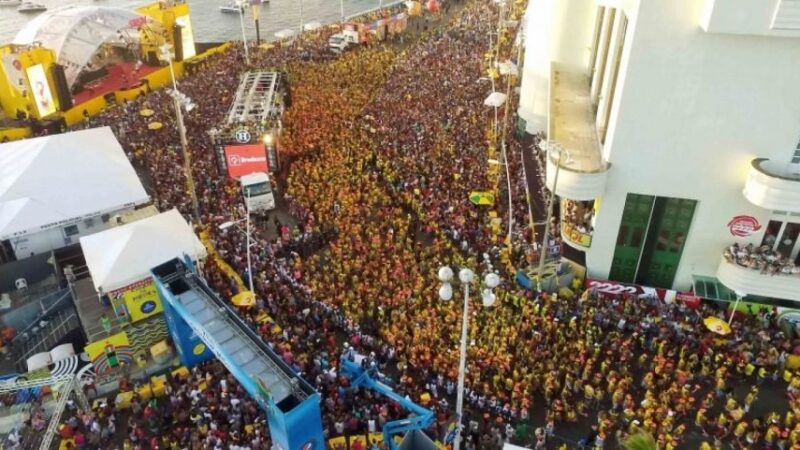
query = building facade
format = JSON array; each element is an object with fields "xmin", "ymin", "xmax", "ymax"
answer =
[{"xmin": 519, "ymin": 0, "xmax": 800, "ymax": 300}]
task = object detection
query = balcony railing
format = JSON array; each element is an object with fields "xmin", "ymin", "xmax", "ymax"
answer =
[
  {"xmin": 742, "ymin": 158, "xmax": 800, "ymax": 213},
  {"xmin": 717, "ymin": 244, "xmax": 800, "ymax": 301},
  {"xmin": 546, "ymin": 62, "xmax": 610, "ymax": 200}
]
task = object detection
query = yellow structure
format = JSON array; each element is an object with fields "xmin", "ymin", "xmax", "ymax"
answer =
[
  {"xmin": 0, "ymin": 45, "xmax": 61, "ymax": 120},
  {"xmin": 137, "ymin": 1, "xmax": 196, "ymax": 61}
]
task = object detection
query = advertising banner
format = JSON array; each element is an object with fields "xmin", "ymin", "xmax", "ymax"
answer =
[
  {"xmin": 110, "ymin": 278, "xmax": 164, "ymax": 323},
  {"xmin": 25, "ymin": 64, "xmax": 56, "ymax": 117},
  {"xmin": 2, "ymin": 55, "xmax": 25, "ymax": 90},
  {"xmin": 224, "ymin": 144, "xmax": 269, "ymax": 178},
  {"xmin": 162, "ymin": 299, "xmax": 214, "ymax": 368},
  {"xmin": 85, "ymin": 331, "xmax": 134, "ymax": 374},
  {"xmin": 584, "ymin": 278, "xmax": 677, "ymax": 303}
]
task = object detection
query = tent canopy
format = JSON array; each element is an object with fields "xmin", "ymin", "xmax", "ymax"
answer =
[
  {"xmin": 0, "ymin": 127, "xmax": 149, "ymax": 241},
  {"xmin": 80, "ymin": 209, "xmax": 207, "ymax": 293},
  {"xmin": 13, "ymin": 5, "xmax": 151, "ymax": 88}
]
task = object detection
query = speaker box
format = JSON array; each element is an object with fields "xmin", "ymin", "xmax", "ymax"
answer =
[
  {"xmin": 172, "ymin": 26, "xmax": 184, "ymax": 62},
  {"xmin": 50, "ymin": 64, "xmax": 73, "ymax": 111}
]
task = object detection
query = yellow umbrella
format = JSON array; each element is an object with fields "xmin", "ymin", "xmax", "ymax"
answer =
[
  {"xmin": 232, "ymin": 291, "xmax": 256, "ymax": 307},
  {"xmin": 139, "ymin": 109, "xmax": 155, "ymax": 117},
  {"xmin": 147, "ymin": 122, "xmax": 163, "ymax": 130},
  {"xmin": 704, "ymin": 316, "xmax": 731, "ymax": 335}
]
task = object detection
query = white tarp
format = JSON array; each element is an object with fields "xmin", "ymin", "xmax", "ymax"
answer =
[
  {"xmin": 484, "ymin": 91, "xmax": 508, "ymax": 108},
  {"xmin": 80, "ymin": 209, "xmax": 207, "ymax": 293},
  {"xmin": 13, "ymin": 5, "xmax": 150, "ymax": 88},
  {"xmin": 0, "ymin": 127, "xmax": 149, "ymax": 241}
]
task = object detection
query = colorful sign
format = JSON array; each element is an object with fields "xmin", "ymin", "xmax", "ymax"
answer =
[
  {"xmin": 584, "ymin": 278, "xmax": 678, "ymax": 303},
  {"xmin": 161, "ymin": 298, "xmax": 214, "ymax": 368},
  {"xmin": 469, "ymin": 191, "xmax": 495, "ymax": 206},
  {"xmin": 85, "ymin": 331, "xmax": 134, "ymax": 374},
  {"xmin": 25, "ymin": 64, "xmax": 56, "ymax": 117},
  {"xmin": 111, "ymin": 278, "xmax": 164, "ymax": 323},
  {"xmin": 224, "ymin": 144, "xmax": 269, "ymax": 178},
  {"xmin": 2, "ymin": 55, "xmax": 25, "ymax": 90},
  {"xmin": 561, "ymin": 222, "xmax": 592, "ymax": 247},
  {"xmin": 728, "ymin": 215, "xmax": 761, "ymax": 237}
]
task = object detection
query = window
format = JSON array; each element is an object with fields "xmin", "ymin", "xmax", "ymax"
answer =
[
  {"xmin": 792, "ymin": 135, "xmax": 800, "ymax": 164},
  {"xmin": 64, "ymin": 225, "xmax": 79, "ymax": 236},
  {"xmin": 84, "ymin": 217, "xmax": 95, "ymax": 228}
]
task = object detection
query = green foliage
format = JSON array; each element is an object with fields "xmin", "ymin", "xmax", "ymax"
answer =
[{"xmin": 622, "ymin": 432, "xmax": 657, "ymax": 450}]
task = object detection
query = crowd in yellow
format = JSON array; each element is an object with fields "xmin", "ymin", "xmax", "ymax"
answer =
[{"xmin": 57, "ymin": 0, "xmax": 800, "ymax": 448}]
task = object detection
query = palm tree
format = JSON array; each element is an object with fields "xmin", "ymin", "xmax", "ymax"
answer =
[{"xmin": 622, "ymin": 432, "xmax": 657, "ymax": 450}]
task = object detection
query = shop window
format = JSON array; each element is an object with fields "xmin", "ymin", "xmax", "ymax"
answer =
[
  {"xmin": 761, "ymin": 220, "xmax": 783, "ymax": 249},
  {"xmin": 64, "ymin": 225, "xmax": 79, "ymax": 237},
  {"xmin": 616, "ymin": 225, "xmax": 628, "ymax": 246},
  {"xmin": 631, "ymin": 228, "xmax": 644, "ymax": 247}
]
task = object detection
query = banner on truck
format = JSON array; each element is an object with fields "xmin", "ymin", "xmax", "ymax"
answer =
[{"xmin": 224, "ymin": 144, "xmax": 269, "ymax": 178}]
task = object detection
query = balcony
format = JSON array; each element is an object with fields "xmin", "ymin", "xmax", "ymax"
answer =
[
  {"xmin": 560, "ymin": 199, "xmax": 594, "ymax": 250},
  {"xmin": 546, "ymin": 62, "xmax": 610, "ymax": 201},
  {"xmin": 742, "ymin": 158, "xmax": 800, "ymax": 213},
  {"xmin": 701, "ymin": 0, "xmax": 800, "ymax": 37},
  {"xmin": 716, "ymin": 246, "xmax": 800, "ymax": 302}
]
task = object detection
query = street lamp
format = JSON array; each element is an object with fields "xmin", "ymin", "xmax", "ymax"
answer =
[
  {"xmin": 487, "ymin": 157, "xmax": 513, "ymax": 251},
  {"xmin": 159, "ymin": 44, "xmax": 201, "ymax": 225},
  {"xmin": 438, "ymin": 266, "xmax": 500, "ymax": 450},
  {"xmin": 235, "ymin": 0, "xmax": 251, "ymax": 65},
  {"xmin": 262, "ymin": 133, "xmax": 273, "ymax": 145},
  {"xmin": 251, "ymin": 0, "xmax": 263, "ymax": 45},
  {"xmin": 219, "ymin": 190, "xmax": 255, "ymax": 293},
  {"xmin": 536, "ymin": 142, "xmax": 572, "ymax": 288}
]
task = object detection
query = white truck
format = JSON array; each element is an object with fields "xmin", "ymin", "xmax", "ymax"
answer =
[
  {"xmin": 328, "ymin": 30, "xmax": 359, "ymax": 54},
  {"xmin": 240, "ymin": 172, "xmax": 276, "ymax": 212}
]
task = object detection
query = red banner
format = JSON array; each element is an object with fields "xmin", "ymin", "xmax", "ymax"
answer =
[
  {"xmin": 584, "ymin": 278, "xmax": 676, "ymax": 303},
  {"xmin": 224, "ymin": 144, "xmax": 269, "ymax": 178}
]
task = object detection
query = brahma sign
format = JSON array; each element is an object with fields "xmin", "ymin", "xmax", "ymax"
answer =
[{"xmin": 224, "ymin": 144, "xmax": 269, "ymax": 178}]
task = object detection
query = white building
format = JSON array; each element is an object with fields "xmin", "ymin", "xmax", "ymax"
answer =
[
  {"xmin": 0, "ymin": 127, "xmax": 149, "ymax": 261},
  {"xmin": 519, "ymin": 0, "xmax": 800, "ymax": 301}
]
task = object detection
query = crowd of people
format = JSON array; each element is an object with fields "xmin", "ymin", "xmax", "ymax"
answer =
[
  {"xmin": 29, "ymin": 0, "xmax": 800, "ymax": 448},
  {"xmin": 724, "ymin": 242, "xmax": 800, "ymax": 277}
]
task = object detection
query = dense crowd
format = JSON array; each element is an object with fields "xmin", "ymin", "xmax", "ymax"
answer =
[
  {"xmin": 724, "ymin": 243, "xmax": 800, "ymax": 276},
  {"xmin": 38, "ymin": 0, "xmax": 800, "ymax": 448}
]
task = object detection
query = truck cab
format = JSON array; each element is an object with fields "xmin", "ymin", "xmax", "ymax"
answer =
[
  {"xmin": 328, "ymin": 30, "xmax": 359, "ymax": 54},
  {"xmin": 240, "ymin": 172, "xmax": 275, "ymax": 212}
]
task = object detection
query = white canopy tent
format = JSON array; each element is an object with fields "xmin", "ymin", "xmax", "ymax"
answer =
[
  {"xmin": 13, "ymin": 5, "xmax": 152, "ymax": 88},
  {"xmin": 503, "ymin": 444, "xmax": 531, "ymax": 450},
  {"xmin": 0, "ymin": 127, "xmax": 149, "ymax": 241},
  {"xmin": 80, "ymin": 208, "xmax": 207, "ymax": 293}
]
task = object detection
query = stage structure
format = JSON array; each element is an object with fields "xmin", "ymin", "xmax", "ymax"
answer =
[{"xmin": 151, "ymin": 257, "xmax": 325, "ymax": 450}]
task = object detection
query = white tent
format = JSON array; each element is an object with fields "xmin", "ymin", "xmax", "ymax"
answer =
[
  {"xmin": 503, "ymin": 444, "xmax": 531, "ymax": 450},
  {"xmin": 80, "ymin": 209, "xmax": 207, "ymax": 293},
  {"xmin": 0, "ymin": 127, "xmax": 149, "ymax": 241}
]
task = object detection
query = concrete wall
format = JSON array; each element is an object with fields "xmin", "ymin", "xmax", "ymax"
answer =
[{"xmin": 586, "ymin": 0, "xmax": 800, "ymax": 290}]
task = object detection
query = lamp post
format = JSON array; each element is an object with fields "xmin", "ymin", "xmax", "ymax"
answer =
[
  {"xmin": 159, "ymin": 44, "xmax": 201, "ymax": 225},
  {"xmin": 340, "ymin": 0, "xmax": 344, "ymax": 22},
  {"xmin": 299, "ymin": 0, "xmax": 303, "ymax": 33},
  {"xmin": 536, "ymin": 142, "xmax": 571, "ymax": 287},
  {"xmin": 219, "ymin": 191, "xmax": 255, "ymax": 293},
  {"xmin": 488, "ymin": 156, "xmax": 513, "ymax": 252},
  {"xmin": 251, "ymin": 0, "xmax": 263, "ymax": 45},
  {"xmin": 236, "ymin": 0, "xmax": 251, "ymax": 64},
  {"xmin": 438, "ymin": 266, "xmax": 500, "ymax": 450}
]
